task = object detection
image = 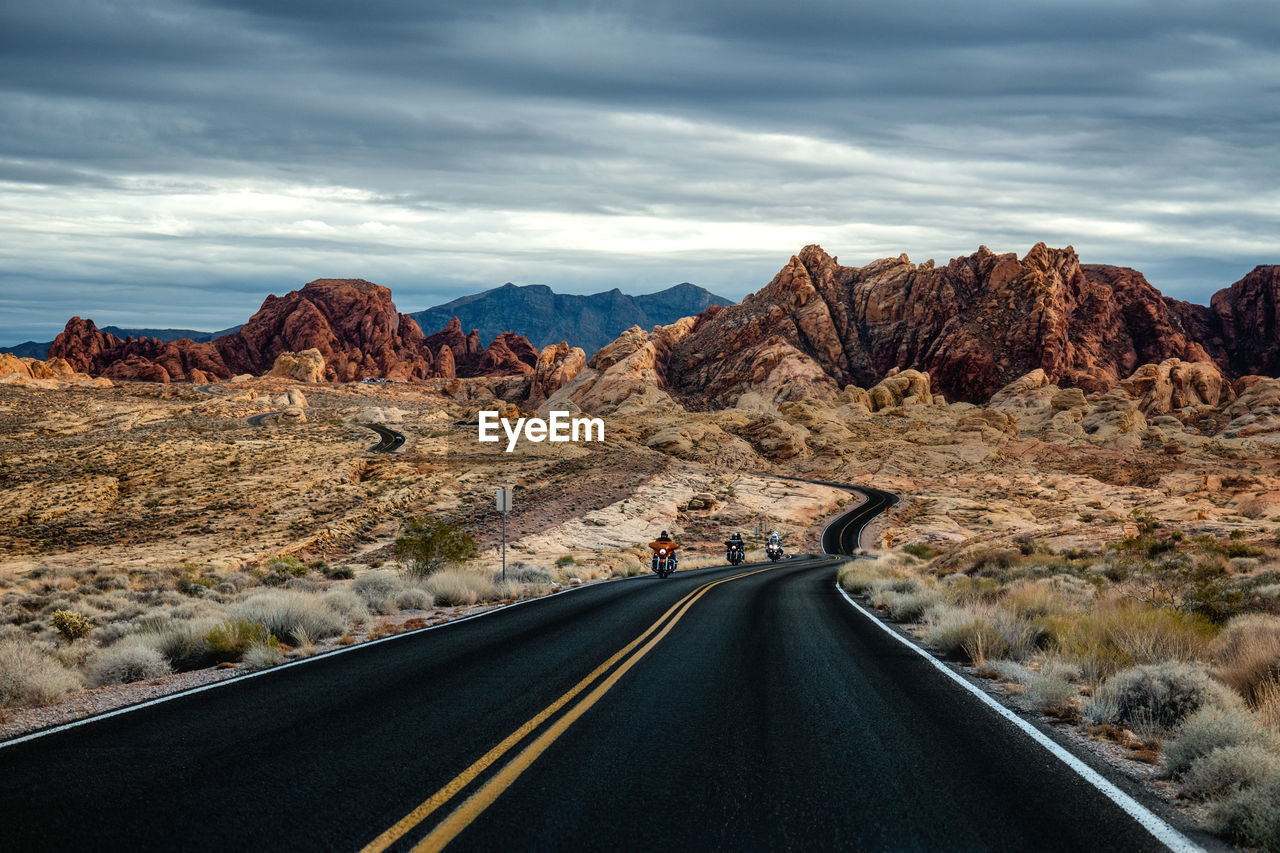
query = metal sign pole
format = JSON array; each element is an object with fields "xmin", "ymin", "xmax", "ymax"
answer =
[{"xmin": 496, "ymin": 486, "xmax": 513, "ymax": 584}]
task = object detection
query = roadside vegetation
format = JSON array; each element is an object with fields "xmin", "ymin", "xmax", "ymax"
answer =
[
  {"xmin": 839, "ymin": 515, "xmax": 1280, "ymax": 849},
  {"xmin": 0, "ymin": 518, "xmax": 647, "ymax": 723}
]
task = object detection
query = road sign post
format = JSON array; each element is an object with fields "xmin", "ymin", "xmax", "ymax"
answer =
[{"xmin": 496, "ymin": 486, "xmax": 513, "ymax": 583}]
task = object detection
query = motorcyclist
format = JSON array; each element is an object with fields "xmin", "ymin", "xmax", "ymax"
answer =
[
  {"xmin": 768, "ymin": 530, "xmax": 782, "ymax": 548},
  {"xmin": 650, "ymin": 530, "xmax": 679, "ymax": 565},
  {"xmin": 724, "ymin": 531, "xmax": 744, "ymax": 561}
]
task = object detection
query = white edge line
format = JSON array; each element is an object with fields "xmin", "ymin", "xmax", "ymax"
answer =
[
  {"xmin": 834, "ymin": 579, "xmax": 1203, "ymax": 853},
  {"xmin": 0, "ymin": 563, "xmax": 731, "ymax": 751}
]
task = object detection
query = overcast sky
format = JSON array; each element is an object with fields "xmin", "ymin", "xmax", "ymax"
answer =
[{"xmin": 1, "ymin": 0, "xmax": 1277, "ymax": 344}]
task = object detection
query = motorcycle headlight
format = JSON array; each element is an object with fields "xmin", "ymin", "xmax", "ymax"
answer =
[{"xmin": 659, "ymin": 548, "xmax": 666, "ymax": 555}]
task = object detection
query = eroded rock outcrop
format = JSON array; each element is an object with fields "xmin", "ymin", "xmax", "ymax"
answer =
[
  {"xmin": 660, "ymin": 243, "xmax": 1224, "ymax": 405},
  {"xmin": 49, "ymin": 282, "xmax": 541, "ymax": 384},
  {"xmin": 268, "ymin": 349, "xmax": 326, "ymax": 384},
  {"xmin": 1118, "ymin": 359, "xmax": 1234, "ymax": 416}
]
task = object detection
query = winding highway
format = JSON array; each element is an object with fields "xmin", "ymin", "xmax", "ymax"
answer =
[{"xmin": 0, "ymin": 487, "xmax": 1208, "ymax": 852}]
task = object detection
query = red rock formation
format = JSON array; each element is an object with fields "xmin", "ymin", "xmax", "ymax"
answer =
[
  {"xmin": 1167, "ymin": 265, "xmax": 1280, "ymax": 378},
  {"xmin": 49, "ymin": 283, "xmax": 540, "ymax": 383},
  {"xmin": 664, "ymin": 244, "xmax": 1224, "ymax": 405}
]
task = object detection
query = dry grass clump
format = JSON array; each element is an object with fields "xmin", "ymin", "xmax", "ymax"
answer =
[
  {"xmin": 924, "ymin": 604, "xmax": 1041, "ymax": 663},
  {"xmin": 1049, "ymin": 599, "xmax": 1216, "ymax": 683},
  {"xmin": 1084, "ymin": 662, "xmax": 1236, "ymax": 735},
  {"xmin": 320, "ymin": 588, "xmax": 370, "ymax": 624},
  {"xmin": 838, "ymin": 563, "xmax": 888, "ymax": 595},
  {"xmin": 423, "ymin": 570, "xmax": 498, "ymax": 607},
  {"xmin": 353, "ymin": 571, "xmax": 407, "ymax": 615},
  {"xmin": 233, "ymin": 591, "xmax": 345, "ymax": 645},
  {"xmin": 1258, "ymin": 677, "xmax": 1280, "ymax": 730},
  {"xmin": 1213, "ymin": 614, "xmax": 1280, "ymax": 707},
  {"xmin": 241, "ymin": 641, "xmax": 285, "ymax": 671},
  {"xmin": 139, "ymin": 616, "xmax": 222, "ymax": 671},
  {"xmin": 1025, "ymin": 660, "xmax": 1082, "ymax": 714},
  {"xmin": 89, "ymin": 640, "xmax": 172, "ymax": 687},
  {"xmin": 0, "ymin": 640, "xmax": 81, "ymax": 706}
]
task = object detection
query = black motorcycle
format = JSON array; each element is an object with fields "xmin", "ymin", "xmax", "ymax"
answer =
[
  {"xmin": 651, "ymin": 548, "xmax": 678, "ymax": 578},
  {"xmin": 766, "ymin": 541, "xmax": 783, "ymax": 562},
  {"xmin": 725, "ymin": 541, "xmax": 745, "ymax": 565}
]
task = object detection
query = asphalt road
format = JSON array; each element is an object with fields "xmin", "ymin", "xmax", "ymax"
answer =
[{"xmin": 0, "ymin": 497, "xmax": 1199, "ymax": 852}]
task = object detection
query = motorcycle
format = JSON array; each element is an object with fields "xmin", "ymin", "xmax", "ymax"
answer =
[
  {"xmin": 651, "ymin": 547, "xmax": 678, "ymax": 578},
  {"xmin": 766, "ymin": 541, "xmax": 784, "ymax": 562},
  {"xmin": 725, "ymin": 542, "xmax": 745, "ymax": 565}
]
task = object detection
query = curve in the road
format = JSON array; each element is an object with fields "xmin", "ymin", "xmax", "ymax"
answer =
[{"xmin": 363, "ymin": 422, "xmax": 405, "ymax": 452}]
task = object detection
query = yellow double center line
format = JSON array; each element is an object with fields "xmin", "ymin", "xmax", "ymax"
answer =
[{"xmin": 360, "ymin": 565, "xmax": 774, "ymax": 853}]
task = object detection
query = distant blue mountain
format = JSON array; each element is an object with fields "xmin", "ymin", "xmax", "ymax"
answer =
[{"xmin": 408, "ymin": 282, "xmax": 730, "ymax": 354}]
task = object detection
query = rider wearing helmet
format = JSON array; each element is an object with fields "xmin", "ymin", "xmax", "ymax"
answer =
[
  {"xmin": 768, "ymin": 530, "xmax": 781, "ymax": 546},
  {"xmin": 650, "ymin": 530, "xmax": 679, "ymax": 559}
]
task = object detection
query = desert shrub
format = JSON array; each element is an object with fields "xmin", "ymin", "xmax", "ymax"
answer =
[
  {"xmin": 1181, "ymin": 744, "xmax": 1280, "ymax": 800},
  {"xmin": 423, "ymin": 570, "xmax": 498, "ymax": 607},
  {"xmin": 1085, "ymin": 662, "xmax": 1236, "ymax": 735},
  {"xmin": 259, "ymin": 555, "xmax": 309, "ymax": 587},
  {"xmin": 1050, "ymin": 600, "xmax": 1216, "ymax": 682},
  {"xmin": 142, "ymin": 618, "xmax": 218, "ymax": 671},
  {"xmin": 321, "ymin": 589, "xmax": 370, "ymax": 623},
  {"xmin": 353, "ymin": 571, "xmax": 405, "ymax": 615},
  {"xmin": 323, "ymin": 565, "xmax": 356, "ymax": 580},
  {"xmin": 395, "ymin": 588, "xmax": 433, "ymax": 611},
  {"xmin": 555, "ymin": 555, "xmax": 576, "ymax": 568},
  {"xmin": 901, "ymin": 542, "xmax": 938, "ymax": 560},
  {"xmin": 89, "ymin": 640, "xmax": 172, "ymax": 686},
  {"xmin": 1213, "ymin": 614, "xmax": 1280, "ymax": 706},
  {"xmin": 241, "ymin": 641, "xmax": 284, "ymax": 671},
  {"xmin": 1026, "ymin": 670, "xmax": 1077, "ymax": 713},
  {"xmin": 1207, "ymin": 777, "xmax": 1280, "ymax": 849},
  {"xmin": 50, "ymin": 609, "xmax": 93, "ymax": 642},
  {"xmin": 507, "ymin": 563, "xmax": 554, "ymax": 584},
  {"xmin": 1259, "ymin": 677, "xmax": 1280, "ymax": 730},
  {"xmin": 233, "ymin": 591, "xmax": 345, "ymax": 645},
  {"xmin": 205, "ymin": 619, "xmax": 272, "ymax": 663},
  {"xmin": 1161, "ymin": 704, "xmax": 1276, "ymax": 778},
  {"xmin": 0, "ymin": 640, "xmax": 81, "ymax": 707},
  {"xmin": 885, "ymin": 590, "xmax": 941, "ymax": 623},
  {"xmin": 837, "ymin": 564, "xmax": 886, "ymax": 595},
  {"xmin": 958, "ymin": 548, "xmax": 1021, "ymax": 578},
  {"xmin": 394, "ymin": 518, "xmax": 478, "ymax": 578},
  {"xmin": 986, "ymin": 660, "xmax": 1032, "ymax": 684},
  {"xmin": 941, "ymin": 575, "xmax": 1002, "ymax": 605},
  {"xmin": 925, "ymin": 605, "xmax": 1007, "ymax": 664}
]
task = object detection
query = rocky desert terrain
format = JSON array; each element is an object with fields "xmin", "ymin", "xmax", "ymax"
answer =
[{"xmin": 4, "ymin": 241, "xmax": 1280, "ymax": 846}]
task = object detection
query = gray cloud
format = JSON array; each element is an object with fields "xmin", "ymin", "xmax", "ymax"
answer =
[{"xmin": 1, "ymin": 0, "xmax": 1277, "ymax": 344}]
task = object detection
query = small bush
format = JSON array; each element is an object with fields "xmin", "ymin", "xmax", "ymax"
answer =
[
  {"xmin": 507, "ymin": 563, "xmax": 554, "ymax": 584},
  {"xmin": 90, "ymin": 641, "xmax": 172, "ymax": 686},
  {"xmin": 0, "ymin": 640, "xmax": 81, "ymax": 707},
  {"xmin": 321, "ymin": 589, "xmax": 370, "ymax": 623},
  {"xmin": 323, "ymin": 565, "xmax": 356, "ymax": 580},
  {"xmin": 1161, "ymin": 705, "xmax": 1275, "ymax": 778},
  {"xmin": 1181, "ymin": 744, "xmax": 1280, "ymax": 800},
  {"xmin": 925, "ymin": 605, "xmax": 1007, "ymax": 664},
  {"xmin": 555, "ymin": 555, "xmax": 576, "ymax": 568},
  {"xmin": 1207, "ymin": 777, "xmax": 1280, "ymax": 849},
  {"xmin": 1258, "ymin": 677, "xmax": 1280, "ymax": 730},
  {"xmin": 838, "ymin": 564, "xmax": 886, "ymax": 595},
  {"xmin": 1050, "ymin": 600, "xmax": 1216, "ymax": 682},
  {"xmin": 205, "ymin": 619, "xmax": 272, "ymax": 663},
  {"xmin": 1026, "ymin": 671, "xmax": 1077, "ymax": 713},
  {"xmin": 1084, "ymin": 662, "xmax": 1235, "ymax": 735},
  {"xmin": 233, "ymin": 591, "xmax": 345, "ymax": 645},
  {"xmin": 50, "ymin": 609, "xmax": 93, "ymax": 642},
  {"xmin": 885, "ymin": 590, "xmax": 941, "ymax": 623},
  {"xmin": 942, "ymin": 575, "xmax": 1002, "ymax": 605},
  {"xmin": 395, "ymin": 588, "xmax": 433, "ymax": 611},
  {"xmin": 241, "ymin": 641, "xmax": 284, "ymax": 671},
  {"xmin": 394, "ymin": 518, "xmax": 478, "ymax": 578},
  {"xmin": 1213, "ymin": 614, "xmax": 1280, "ymax": 706},
  {"xmin": 901, "ymin": 542, "xmax": 937, "ymax": 560},
  {"xmin": 143, "ymin": 618, "xmax": 218, "ymax": 671},
  {"xmin": 423, "ymin": 570, "xmax": 498, "ymax": 607},
  {"xmin": 353, "ymin": 571, "xmax": 405, "ymax": 615}
]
